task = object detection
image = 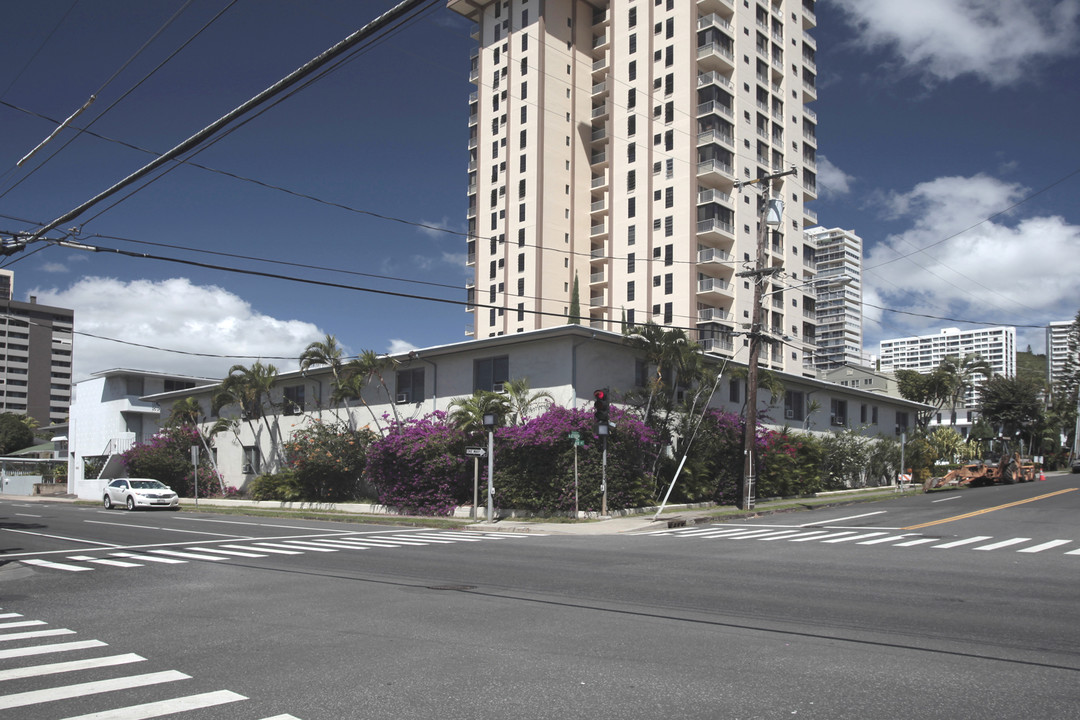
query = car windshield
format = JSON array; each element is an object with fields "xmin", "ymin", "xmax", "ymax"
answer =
[{"xmin": 130, "ymin": 480, "xmax": 168, "ymax": 490}]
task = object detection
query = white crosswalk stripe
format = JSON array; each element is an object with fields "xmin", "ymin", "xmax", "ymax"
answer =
[
  {"xmin": 974, "ymin": 538, "xmax": 1031, "ymax": 551},
  {"xmin": 1017, "ymin": 539, "xmax": 1072, "ymax": 553},
  {"xmin": 651, "ymin": 526, "xmax": 1080, "ymax": 556},
  {"xmin": 22, "ymin": 559, "xmax": 92, "ymax": 572},
  {"xmin": 0, "ymin": 609, "xmax": 301, "ymax": 719},
  {"xmin": 18, "ymin": 531, "xmax": 540, "ymax": 575},
  {"xmin": 110, "ymin": 552, "xmax": 185, "ymax": 564}
]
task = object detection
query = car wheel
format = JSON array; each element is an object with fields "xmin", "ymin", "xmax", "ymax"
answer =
[
  {"xmin": 103, "ymin": 494, "xmax": 112, "ymax": 510},
  {"xmin": 126, "ymin": 496, "xmax": 136, "ymax": 511}
]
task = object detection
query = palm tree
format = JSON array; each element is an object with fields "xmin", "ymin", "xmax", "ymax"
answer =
[
  {"xmin": 939, "ymin": 353, "xmax": 991, "ymax": 425},
  {"xmin": 164, "ymin": 396, "xmax": 229, "ymax": 494},
  {"xmin": 300, "ymin": 334, "xmax": 347, "ymax": 422},
  {"xmin": 625, "ymin": 322, "xmax": 696, "ymax": 422},
  {"xmin": 502, "ymin": 378, "xmax": 554, "ymax": 425},
  {"xmin": 346, "ymin": 350, "xmax": 401, "ymax": 423},
  {"xmin": 332, "ymin": 369, "xmax": 383, "ymax": 434},
  {"xmin": 212, "ymin": 361, "xmax": 279, "ymax": 470},
  {"xmin": 448, "ymin": 391, "xmax": 511, "ymax": 434}
]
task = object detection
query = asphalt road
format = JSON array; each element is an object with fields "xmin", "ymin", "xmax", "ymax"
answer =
[{"xmin": 2, "ymin": 474, "xmax": 1078, "ymax": 719}]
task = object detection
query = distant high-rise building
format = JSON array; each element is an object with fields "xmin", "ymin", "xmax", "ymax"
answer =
[
  {"xmin": 0, "ymin": 269, "xmax": 13, "ymax": 301},
  {"xmin": 804, "ymin": 226, "xmax": 861, "ymax": 370},
  {"xmin": 448, "ymin": 0, "xmax": 821, "ymax": 375},
  {"xmin": 0, "ymin": 290, "xmax": 74, "ymax": 426},
  {"xmin": 880, "ymin": 326, "xmax": 1015, "ymax": 404},
  {"xmin": 1047, "ymin": 320, "xmax": 1076, "ymax": 388}
]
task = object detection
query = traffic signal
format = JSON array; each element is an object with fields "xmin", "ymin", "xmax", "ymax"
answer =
[{"xmin": 593, "ymin": 388, "xmax": 610, "ymax": 424}]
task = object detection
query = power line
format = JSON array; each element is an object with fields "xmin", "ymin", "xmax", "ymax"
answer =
[{"xmin": 23, "ymin": 0, "xmax": 440, "ymax": 243}]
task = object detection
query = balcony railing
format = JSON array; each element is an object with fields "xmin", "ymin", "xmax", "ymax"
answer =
[
  {"xmin": 698, "ymin": 307, "xmax": 731, "ymax": 322},
  {"xmin": 697, "ymin": 247, "xmax": 732, "ymax": 263}
]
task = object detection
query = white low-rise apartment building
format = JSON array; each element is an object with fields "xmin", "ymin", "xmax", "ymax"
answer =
[
  {"xmin": 69, "ymin": 369, "xmax": 216, "ymax": 501},
  {"xmin": 124, "ymin": 326, "xmax": 928, "ymax": 493}
]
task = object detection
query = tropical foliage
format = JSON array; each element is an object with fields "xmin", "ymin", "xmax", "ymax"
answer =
[
  {"xmin": 120, "ymin": 425, "xmax": 223, "ymax": 498},
  {"xmin": 282, "ymin": 419, "xmax": 375, "ymax": 502},
  {"xmin": 0, "ymin": 412, "xmax": 35, "ymax": 455}
]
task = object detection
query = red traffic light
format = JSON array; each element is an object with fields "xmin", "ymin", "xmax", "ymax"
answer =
[{"xmin": 593, "ymin": 389, "xmax": 606, "ymax": 400}]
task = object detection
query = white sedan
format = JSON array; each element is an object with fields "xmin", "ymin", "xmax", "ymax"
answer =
[{"xmin": 103, "ymin": 478, "xmax": 179, "ymax": 511}]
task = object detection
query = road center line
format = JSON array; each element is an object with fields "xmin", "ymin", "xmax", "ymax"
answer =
[{"xmin": 903, "ymin": 488, "xmax": 1078, "ymax": 530}]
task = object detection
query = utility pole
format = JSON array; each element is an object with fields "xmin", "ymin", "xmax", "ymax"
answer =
[{"xmin": 734, "ymin": 167, "xmax": 796, "ymax": 511}]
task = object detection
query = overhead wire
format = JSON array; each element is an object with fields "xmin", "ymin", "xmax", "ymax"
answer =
[
  {"xmin": 0, "ymin": 0, "xmax": 207, "ymax": 199},
  {"xmin": 2, "ymin": 5, "xmax": 1071, "ymax": 352}
]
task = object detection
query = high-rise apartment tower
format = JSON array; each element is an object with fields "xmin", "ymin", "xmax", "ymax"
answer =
[
  {"xmin": 804, "ymin": 226, "xmax": 862, "ymax": 370},
  {"xmin": 449, "ymin": 0, "xmax": 820, "ymax": 374}
]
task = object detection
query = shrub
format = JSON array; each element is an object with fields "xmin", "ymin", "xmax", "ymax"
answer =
[
  {"xmin": 759, "ymin": 430, "xmax": 824, "ymax": 497},
  {"xmin": 283, "ymin": 420, "xmax": 375, "ymax": 502},
  {"xmin": 247, "ymin": 471, "xmax": 302, "ymax": 501},
  {"xmin": 494, "ymin": 405, "xmax": 655, "ymax": 513},
  {"xmin": 364, "ymin": 411, "xmax": 471, "ymax": 516},
  {"xmin": 121, "ymin": 425, "xmax": 219, "ymax": 498}
]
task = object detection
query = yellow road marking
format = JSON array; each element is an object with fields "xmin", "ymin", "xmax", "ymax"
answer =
[{"xmin": 903, "ymin": 488, "xmax": 1077, "ymax": 530}]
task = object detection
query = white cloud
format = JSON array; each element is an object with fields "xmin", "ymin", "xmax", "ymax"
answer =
[
  {"xmin": 832, "ymin": 0, "xmax": 1080, "ymax": 86},
  {"xmin": 40, "ymin": 262, "xmax": 68, "ymax": 273},
  {"xmin": 387, "ymin": 338, "xmax": 418, "ymax": 354},
  {"xmin": 815, "ymin": 155, "xmax": 853, "ymax": 197},
  {"xmin": 29, "ymin": 277, "xmax": 326, "ymax": 382},
  {"xmin": 862, "ymin": 174, "xmax": 1080, "ymax": 352}
]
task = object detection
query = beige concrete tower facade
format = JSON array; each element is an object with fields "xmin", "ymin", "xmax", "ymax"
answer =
[{"xmin": 450, "ymin": 0, "xmax": 819, "ymax": 375}]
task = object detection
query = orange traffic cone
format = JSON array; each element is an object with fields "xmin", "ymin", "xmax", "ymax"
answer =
[{"xmin": 1039, "ymin": 471, "xmax": 1046, "ymax": 481}]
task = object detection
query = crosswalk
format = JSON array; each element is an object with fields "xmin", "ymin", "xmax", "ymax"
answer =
[
  {"xmin": 17, "ymin": 530, "xmax": 535, "ymax": 575},
  {"xmin": 646, "ymin": 525, "xmax": 1080, "ymax": 555},
  {"xmin": 0, "ymin": 610, "xmax": 299, "ymax": 718}
]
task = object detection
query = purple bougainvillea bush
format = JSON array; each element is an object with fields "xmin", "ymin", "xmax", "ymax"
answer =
[
  {"xmin": 364, "ymin": 411, "xmax": 471, "ymax": 516},
  {"xmin": 494, "ymin": 406, "xmax": 655, "ymax": 513},
  {"xmin": 120, "ymin": 425, "xmax": 222, "ymax": 498}
]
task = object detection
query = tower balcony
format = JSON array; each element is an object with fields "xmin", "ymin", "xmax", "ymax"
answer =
[
  {"xmin": 590, "ymin": 223, "xmax": 609, "ymax": 241},
  {"xmin": 700, "ymin": 336, "xmax": 735, "ymax": 354},
  {"xmin": 697, "ymin": 70, "xmax": 734, "ymax": 94},
  {"xmin": 589, "ymin": 148, "xmax": 609, "ymax": 169},
  {"xmin": 697, "ymin": 188, "xmax": 732, "ymax": 207},
  {"xmin": 696, "ymin": 42, "xmax": 735, "ymax": 73},
  {"xmin": 590, "ymin": 195, "xmax": 608, "ymax": 215},
  {"xmin": 698, "ymin": 306, "xmax": 732, "ymax": 324},
  {"xmin": 697, "ymin": 246, "xmax": 733, "ymax": 266},
  {"xmin": 697, "ymin": 99, "xmax": 733, "ymax": 121},
  {"xmin": 697, "ymin": 0, "xmax": 735, "ymax": 15},
  {"xmin": 803, "ymin": 79, "xmax": 817, "ymax": 102},
  {"xmin": 697, "ymin": 159, "xmax": 735, "ymax": 189},
  {"xmin": 698, "ymin": 13, "xmax": 733, "ymax": 35},
  {"xmin": 697, "ymin": 276, "xmax": 733, "ymax": 300},
  {"xmin": 698, "ymin": 128, "xmax": 734, "ymax": 151},
  {"xmin": 696, "ymin": 218, "xmax": 735, "ymax": 246}
]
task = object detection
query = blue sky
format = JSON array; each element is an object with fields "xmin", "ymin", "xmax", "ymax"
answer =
[{"xmin": 1, "ymin": 0, "xmax": 1077, "ymax": 381}]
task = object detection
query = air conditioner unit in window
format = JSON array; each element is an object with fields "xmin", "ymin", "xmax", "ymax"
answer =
[
  {"xmin": 396, "ymin": 393, "xmax": 409, "ymax": 404},
  {"xmin": 784, "ymin": 409, "xmax": 794, "ymax": 419},
  {"xmin": 492, "ymin": 383, "xmax": 505, "ymax": 393}
]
